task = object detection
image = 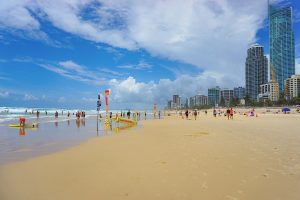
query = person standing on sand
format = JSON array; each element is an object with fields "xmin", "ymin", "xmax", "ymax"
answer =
[
  {"xmin": 230, "ymin": 107, "xmax": 234, "ymax": 119},
  {"xmin": 185, "ymin": 110, "xmax": 189, "ymax": 119},
  {"xmin": 158, "ymin": 111, "xmax": 161, "ymax": 119},
  {"xmin": 226, "ymin": 108, "xmax": 230, "ymax": 120},
  {"xmin": 213, "ymin": 109, "xmax": 217, "ymax": 117},
  {"xmin": 193, "ymin": 110, "xmax": 197, "ymax": 120}
]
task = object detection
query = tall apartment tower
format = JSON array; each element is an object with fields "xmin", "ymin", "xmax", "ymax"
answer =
[
  {"xmin": 172, "ymin": 95, "xmax": 181, "ymax": 109},
  {"xmin": 208, "ymin": 86, "xmax": 221, "ymax": 106},
  {"xmin": 269, "ymin": 3, "xmax": 295, "ymax": 93},
  {"xmin": 245, "ymin": 44, "xmax": 268, "ymax": 100}
]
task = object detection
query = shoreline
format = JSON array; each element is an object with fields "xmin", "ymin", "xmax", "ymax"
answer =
[{"xmin": 1, "ymin": 113, "xmax": 300, "ymax": 199}]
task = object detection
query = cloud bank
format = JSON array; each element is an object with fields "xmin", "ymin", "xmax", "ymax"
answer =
[{"xmin": 1, "ymin": 0, "xmax": 278, "ymax": 107}]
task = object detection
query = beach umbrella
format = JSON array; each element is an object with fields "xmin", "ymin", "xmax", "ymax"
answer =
[{"xmin": 282, "ymin": 107, "xmax": 290, "ymax": 112}]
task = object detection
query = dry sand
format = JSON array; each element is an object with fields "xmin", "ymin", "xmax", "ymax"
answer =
[{"xmin": 1, "ymin": 112, "xmax": 300, "ymax": 200}]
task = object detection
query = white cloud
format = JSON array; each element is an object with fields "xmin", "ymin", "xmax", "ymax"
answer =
[
  {"xmin": 108, "ymin": 72, "xmax": 233, "ymax": 107},
  {"xmin": 0, "ymin": 0, "xmax": 270, "ymax": 86},
  {"xmin": 0, "ymin": 1, "xmax": 40, "ymax": 31},
  {"xmin": 39, "ymin": 61, "xmax": 107, "ymax": 85},
  {"xmin": 99, "ymin": 68, "xmax": 124, "ymax": 76},
  {"xmin": 24, "ymin": 94, "xmax": 38, "ymax": 101},
  {"xmin": 117, "ymin": 60, "xmax": 152, "ymax": 70},
  {"xmin": 0, "ymin": 91, "xmax": 9, "ymax": 98}
]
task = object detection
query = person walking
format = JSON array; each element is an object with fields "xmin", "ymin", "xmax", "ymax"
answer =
[
  {"xmin": 185, "ymin": 110, "xmax": 189, "ymax": 119},
  {"xmin": 226, "ymin": 108, "xmax": 230, "ymax": 120},
  {"xmin": 193, "ymin": 110, "xmax": 197, "ymax": 120},
  {"xmin": 230, "ymin": 107, "xmax": 234, "ymax": 120},
  {"xmin": 213, "ymin": 109, "xmax": 217, "ymax": 117}
]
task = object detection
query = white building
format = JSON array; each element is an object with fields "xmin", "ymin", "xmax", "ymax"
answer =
[
  {"xmin": 258, "ymin": 81, "xmax": 279, "ymax": 102},
  {"xmin": 195, "ymin": 95, "xmax": 208, "ymax": 106},
  {"xmin": 220, "ymin": 89, "xmax": 234, "ymax": 106},
  {"xmin": 284, "ymin": 75, "xmax": 300, "ymax": 99}
]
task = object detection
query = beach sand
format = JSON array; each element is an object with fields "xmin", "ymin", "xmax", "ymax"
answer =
[{"xmin": 1, "ymin": 112, "xmax": 300, "ymax": 200}]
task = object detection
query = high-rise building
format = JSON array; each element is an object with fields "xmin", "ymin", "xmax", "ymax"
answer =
[
  {"xmin": 284, "ymin": 75, "xmax": 300, "ymax": 100},
  {"xmin": 258, "ymin": 82, "xmax": 279, "ymax": 102},
  {"xmin": 269, "ymin": 3, "xmax": 295, "ymax": 93},
  {"xmin": 167, "ymin": 100, "xmax": 172, "ymax": 109},
  {"xmin": 245, "ymin": 44, "xmax": 268, "ymax": 100},
  {"xmin": 195, "ymin": 95, "xmax": 208, "ymax": 106},
  {"xmin": 189, "ymin": 96, "xmax": 196, "ymax": 108},
  {"xmin": 220, "ymin": 89, "xmax": 234, "ymax": 106},
  {"xmin": 208, "ymin": 86, "xmax": 220, "ymax": 106},
  {"xmin": 172, "ymin": 95, "xmax": 181, "ymax": 109},
  {"xmin": 233, "ymin": 87, "xmax": 246, "ymax": 99}
]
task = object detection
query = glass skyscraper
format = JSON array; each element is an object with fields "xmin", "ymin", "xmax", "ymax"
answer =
[
  {"xmin": 208, "ymin": 86, "xmax": 220, "ymax": 106},
  {"xmin": 269, "ymin": 3, "xmax": 295, "ymax": 93},
  {"xmin": 245, "ymin": 44, "xmax": 268, "ymax": 100}
]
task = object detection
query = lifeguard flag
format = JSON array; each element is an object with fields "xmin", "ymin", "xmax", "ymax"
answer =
[{"xmin": 105, "ymin": 89, "xmax": 110, "ymax": 96}]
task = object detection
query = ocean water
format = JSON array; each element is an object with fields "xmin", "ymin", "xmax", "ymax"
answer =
[{"xmin": 0, "ymin": 107, "xmax": 160, "ymax": 165}]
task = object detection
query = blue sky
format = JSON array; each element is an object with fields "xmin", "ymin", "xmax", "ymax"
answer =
[{"xmin": 0, "ymin": 0, "xmax": 300, "ymax": 109}]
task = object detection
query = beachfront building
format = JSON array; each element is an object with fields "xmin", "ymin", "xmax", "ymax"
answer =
[
  {"xmin": 195, "ymin": 95, "xmax": 208, "ymax": 106},
  {"xmin": 269, "ymin": 3, "xmax": 295, "ymax": 93},
  {"xmin": 166, "ymin": 95, "xmax": 181, "ymax": 109},
  {"xmin": 245, "ymin": 44, "xmax": 268, "ymax": 100},
  {"xmin": 284, "ymin": 75, "xmax": 300, "ymax": 100},
  {"xmin": 220, "ymin": 89, "xmax": 234, "ymax": 106},
  {"xmin": 172, "ymin": 95, "xmax": 181, "ymax": 109},
  {"xmin": 167, "ymin": 100, "xmax": 172, "ymax": 110},
  {"xmin": 258, "ymin": 81, "xmax": 279, "ymax": 102},
  {"xmin": 188, "ymin": 95, "xmax": 208, "ymax": 108},
  {"xmin": 185, "ymin": 98, "xmax": 189, "ymax": 108},
  {"xmin": 233, "ymin": 87, "xmax": 245, "ymax": 99},
  {"xmin": 189, "ymin": 96, "xmax": 196, "ymax": 108},
  {"xmin": 208, "ymin": 86, "xmax": 221, "ymax": 106}
]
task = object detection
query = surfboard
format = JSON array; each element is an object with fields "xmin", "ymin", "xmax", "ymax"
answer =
[{"xmin": 9, "ymin": 123, "xmax": 38, "ymax": 128}]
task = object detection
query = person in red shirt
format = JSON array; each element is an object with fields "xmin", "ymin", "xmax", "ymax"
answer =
[{"xmin": 19, "ymin": 117, "xmax": 26, "ymax": 127}]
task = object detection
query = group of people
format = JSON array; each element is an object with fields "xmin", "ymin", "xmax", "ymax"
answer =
[
  {"xmin": 180, "ymin": 110, "xmax": 205, "ymax": 120},
  {"xmin": 179, "ymin": 108, "xmax": 235, "ymax": 120},
  {"xmin": 76, "ymin": 111, "xmax": 86, "ymax": 119},
  {"xmin": 119, "ymin": 111, "xmax": 149, "ymax": 120}
]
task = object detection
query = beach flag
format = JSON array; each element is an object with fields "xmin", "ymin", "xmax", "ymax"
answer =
[{"xmin": 105, "ymin": 89, "xmax": 110, "ymax": 113}]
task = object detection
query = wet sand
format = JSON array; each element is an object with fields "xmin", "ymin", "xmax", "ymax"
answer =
[{"xmin": 1, "ymin": 112, "xmax": 300, "ymax": 200}]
